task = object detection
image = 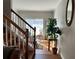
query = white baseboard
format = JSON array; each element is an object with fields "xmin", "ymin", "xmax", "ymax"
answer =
[{"xmin": 60, "ymin": 52, "xmax": 64, "ymax": 59}]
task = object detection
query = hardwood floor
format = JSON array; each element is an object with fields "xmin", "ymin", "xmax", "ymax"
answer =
[
  {"xmin": 34, "ymin": 54, "xmax": 61, "ymax": 59},
  {"xmin": 33, "ymin": 49, "xmax": 61, "ymax": 59}
]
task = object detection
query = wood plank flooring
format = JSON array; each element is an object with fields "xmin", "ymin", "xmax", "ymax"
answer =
[{"xmin": 33, "ymin": 49, "xmax": 61, "ymax": 59}]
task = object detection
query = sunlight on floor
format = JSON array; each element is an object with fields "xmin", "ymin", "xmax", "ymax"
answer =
[{"xmin": 36, "ymin": 39, "xmax": 55, "ymax": 51}]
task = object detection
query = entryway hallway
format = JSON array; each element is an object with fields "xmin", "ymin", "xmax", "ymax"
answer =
[{"xmin": 3, "ymin": 0, "xmax": 75, "ymax": 59}]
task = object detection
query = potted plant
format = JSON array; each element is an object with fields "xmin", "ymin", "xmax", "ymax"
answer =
[{"xmin": 47, "ymin": 18, "xmax": 62, "ymax": 54}]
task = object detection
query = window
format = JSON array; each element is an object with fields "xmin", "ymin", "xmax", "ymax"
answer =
[{"xmin": 26, "ymin": 18, "xmax": 43, "ymax": 36}]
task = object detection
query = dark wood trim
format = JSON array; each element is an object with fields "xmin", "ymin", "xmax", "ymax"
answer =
[
  {"xmin": 34, "ymin": 27, "xmax": 36, "ymax": 51},
  {"xmin": 25, "ymin": 29, "xmax": 28, "ymax": 59},
  {"xmin": 66, "ymin": 0, "xmax": 75, "ymax": 26},
  {"xmin": 11, "ymin": 9, "xmax": 34, "ymax": 30}
]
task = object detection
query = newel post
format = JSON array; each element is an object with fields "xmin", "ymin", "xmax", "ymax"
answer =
[
  {"xmin": 25, "ymin": 29, "xmax": 28, "ymax": 59},
  {"xmin": 34, "ymin": 27, "xmax": 36, "ymax": 54}
]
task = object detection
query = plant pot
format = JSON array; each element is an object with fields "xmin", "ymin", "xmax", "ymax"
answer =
[
  {"xmin": 52, "ymin": 47, "xmax": 57, "ymax": 55},
  {"xmin": 54, "ymin": 40, "xmax": 57, "ymax": 47}
]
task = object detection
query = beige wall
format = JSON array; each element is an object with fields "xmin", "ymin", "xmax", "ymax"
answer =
[{"xmin": 54, "ymin": 0, "xmax": 75, "ymax": 59}]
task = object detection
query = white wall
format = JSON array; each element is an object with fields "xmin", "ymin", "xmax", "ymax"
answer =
[
  {"xmin": 54, "ymin": 0, "xmax": 75, "ymax": 59},
  {"xmin": 17, "ymin": 11, "xmax": 54, "ymax": 19}
]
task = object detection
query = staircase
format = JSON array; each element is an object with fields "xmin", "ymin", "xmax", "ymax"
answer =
[{"xmin": 3, "ymin": 9, "xmax": 36, "ymax": 59}]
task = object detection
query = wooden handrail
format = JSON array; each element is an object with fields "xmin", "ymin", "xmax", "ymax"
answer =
[
  {"xmin": 3, "ymin": 15, "xmax": 26, "ymax": 34},
  {"xmin": 11, "ymin": 9, "xmax": 34, "ymax": 30}
]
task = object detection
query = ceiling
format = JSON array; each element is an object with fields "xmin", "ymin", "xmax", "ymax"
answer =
[{"xmin": 12, "ymin": 0, "xmax": 61, "ymax": 11}]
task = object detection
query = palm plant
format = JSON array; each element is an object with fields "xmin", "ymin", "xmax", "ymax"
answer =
[{"xmin": 47, "ymin": 18, "xmax": 62, "ymax": 41}]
